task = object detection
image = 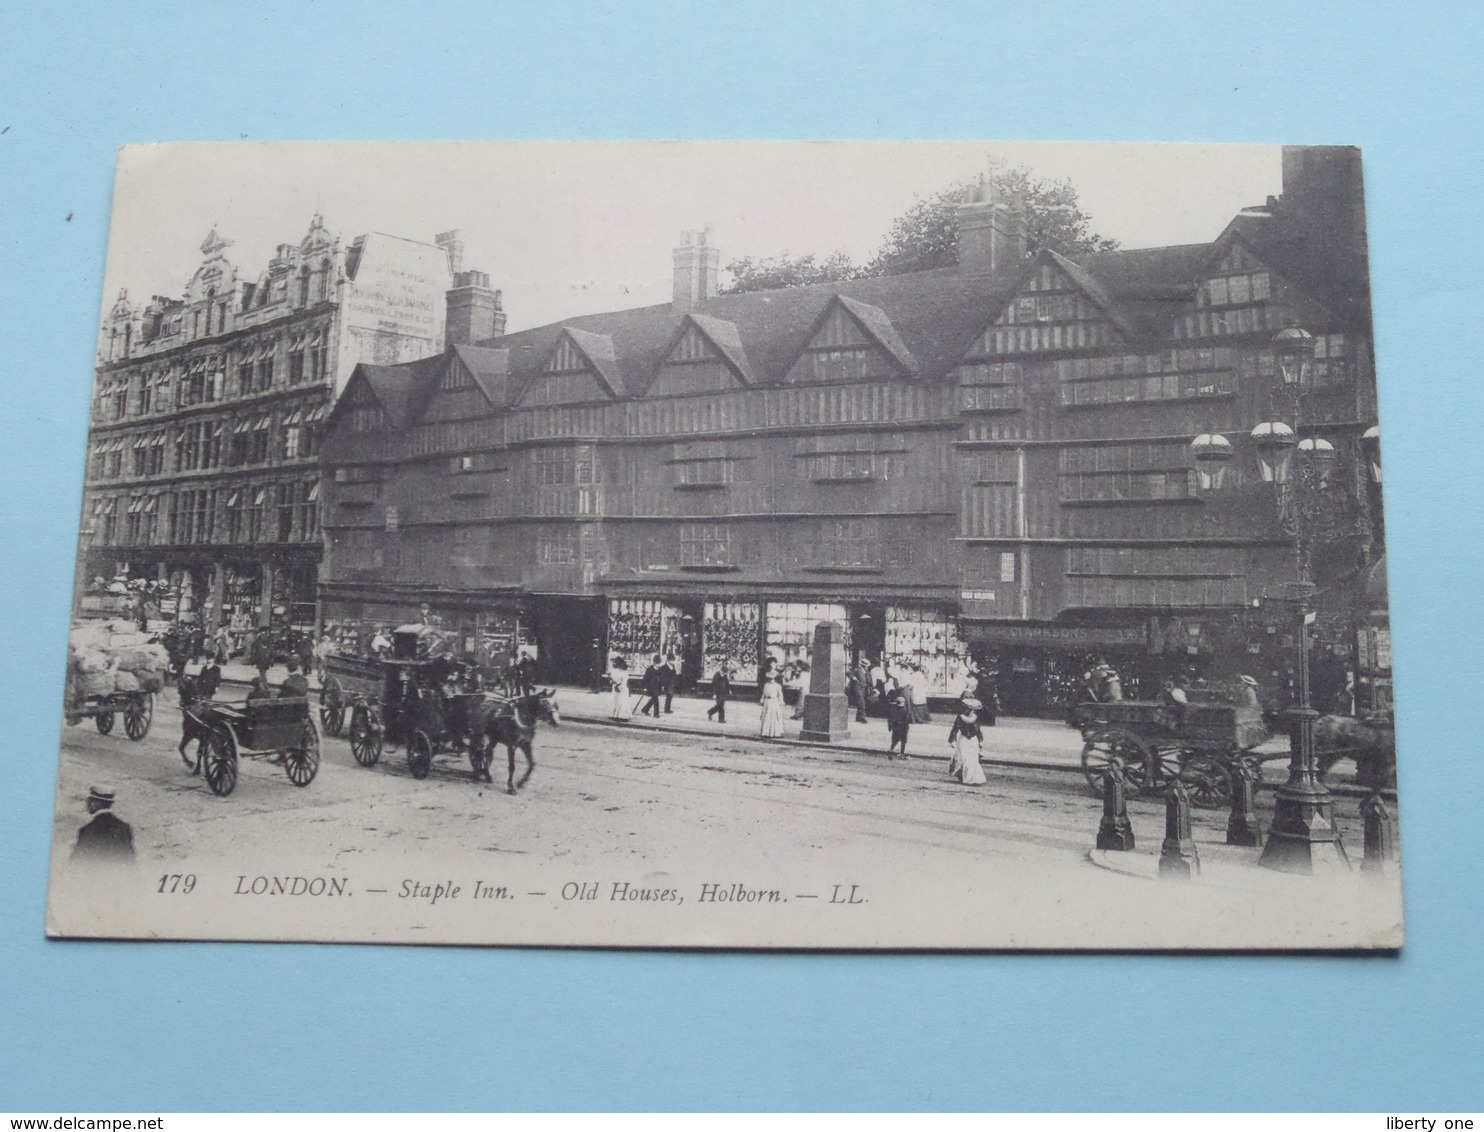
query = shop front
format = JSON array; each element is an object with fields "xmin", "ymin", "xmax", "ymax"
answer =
[
  {"xmin": 319, "ymin": 583, "xmax": 530, "ymax": 677},
  {"xmin": 960, "ymin": 621, "xmax": 1152, "ymax": 719}
]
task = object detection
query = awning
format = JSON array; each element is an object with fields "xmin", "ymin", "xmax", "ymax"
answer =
[
  {"xmin": 143, "ymin": 495, "xmax": 160, "ymax": 513},
  {"xmin": 233, "ymin": 417, "xmax": 253, "ymax": 434},
  {"xmin": 282, "ymin": 408, "xmax": 304, "ymax": 426},
  {"xmin": 133, "ymin": 434, "xmax": 150, "ymax": 449},
  {"xmin": 100, "ymin": 499, "xmax": 116, "ymax": 514},
  {"xmin": 127, "ymin": 497, "xmax": 146, "ymax": 513},
  {"xmin": 225, "ymin": 491, "xmax": 240, "ymax": 507},
  {"xmin": 306, "ymin": 404, "xmax": 328, "ymax": 422},
  {"xmin": 253, "ymin": 489, "xmax": 267, "ymax": 505},
  {"xmin": 253, "ymin": 415, "xmax": 272, "ymax": 431},
  {"xmin": 306, "ymin": 481, "xmax": 319, "ymax": 502}
]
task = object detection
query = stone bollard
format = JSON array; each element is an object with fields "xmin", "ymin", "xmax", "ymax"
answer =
[
  {"xmin": 1096, "ymin": 762, "xmax": 1136, "ymax": 852},
  {"xmin": 1360, "ymin": 791, "xmax": 1396, "ymax": 873},
  {"xmin": 1159, "ymin": 780, "xmax": 1201, "ymax": 879},
  {"xmin": 1225, "ymin": 756, "xmax": 1265, "ymax": 848}
]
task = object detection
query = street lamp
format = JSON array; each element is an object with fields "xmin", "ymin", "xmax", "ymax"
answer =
[{"xmin": 1258, "ymin": 326, "xmax": 1351, "ymax": 873}]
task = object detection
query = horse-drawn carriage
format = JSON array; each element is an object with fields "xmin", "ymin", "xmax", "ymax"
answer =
[
  {"xmin": 1073, "ymin": 692, "xmax": 1271, "ymax": 809},
  {"xmin": 320, "ymin": 652, "xmax": 491, "ymax": 780},
  {"xmin": 190, "ymin": 697, "xmax": 320, "ymax": 797},
  {"xmin": 319, "ymin": 625, "xmax": 558, "ymax": 788}
]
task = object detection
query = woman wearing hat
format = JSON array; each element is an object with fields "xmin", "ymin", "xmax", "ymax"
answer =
[{"xmin": 947, "ymin": 695, "xmax": 988, "ymax": 786}]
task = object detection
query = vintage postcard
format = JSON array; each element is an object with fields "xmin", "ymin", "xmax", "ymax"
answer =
[{"xmin": 47, "ymin": 141, "xmax": 1401, "ymax": 948}]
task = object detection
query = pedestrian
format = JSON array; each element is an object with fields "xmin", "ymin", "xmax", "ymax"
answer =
[
  {"xmin": 885, "ymin": 685, "xmax": 910, "ymax": 757},
  {"xmin": 759, "ymin": 673, "xmax": 785, "ymax": 738},
  {"xmin": 314, "ymin": 632, "xmax": 333, "ymax": 683},
  {"xmin": 639, "ymin": 654, "xmax": 664, "ymax": 717},
  {"xmin": 608, "ymin": 656, "xmax": 633, "ymax": 721},
  {"xmin": 197, "ymin": 655, "xmax": 222, "ymax": 699},
  {"xmin": 296, "ymin": 632, "xmax": 315, "ymax": 678},
  {"xmin": 516, "ymin": 650, "xmax": 538, "ymax": 696},
  {"xmin": 369, "ymin": 625, "xmax": 392, "ymax": 657},
  {"xmin": 707, "ymin": 665, "xmax": 731, "ymax": 723},
  {"xmin": 661, "ymin": 654, "xmax": 677, "ymax": 713},
  {"xmin": 280, "ymin": 658, "xmax": 310, "ymax": 699},
  {"xmin": 906, "ymin": 664, "xmax": 932, "ymax": 724},
  {"xmin": 847, "ymin": 665, "xmax": 868, "ymax": 724},
  {"xmin": 1236, "ymin": 673, "xmax": 1263, "ymax": 710},
  {"xmin": 947, "ymin": 696, "xmax": 987, "ymax": 786},
  {"xmin": 71, "ymin": 785, "xmax": 135, "ymax": 865},
  {"xmin": 788, "ymin": 661, "xmax": 809, "ymax": 720},
  {"xmin": 974, "ymin": 665, "xmax": 1000, "ymax": 728},
  {"xmin": 249, "ymin": 628, "xmax": 273, "ymax": 683}
]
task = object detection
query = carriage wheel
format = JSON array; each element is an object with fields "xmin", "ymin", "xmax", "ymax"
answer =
[
  {"xmin": 1180, "ymin": 753, "xmax": 1233, "ymax": 810},
  {"xmin": 284, "ymin": 721, "xmax": 320, "ymax": 787},
  {"xmin": 1147, "ymin": 745, "xmax": 1183, "ymax": 794},
  {"xmin": 94, "ymin": 710, "xmax": 115, "ymax": 735},
  {"xmin": 1080, "ymin": 730, "xmax": 1152, "ymax": 797},
  {"xmin": 319, "ymin": 678, "xmax": 345, "ymax": 737},
  {"xmin": 348, "ymin": 708, "xmax": 382, "ymax": 767},
  {"xmin": 468, "ymin": 732, "xmax": 492, "ymax": 782},
  {"xmin": 124, "ymin": 693, "xmax": 153, "ymax": 741},
  {"xmin": 408, "ymin": 730, "xmax": 433, "ymax": 780},
  {"xmin": 203, "ymin": 728, "xmax": 239, "ymax": 797}
]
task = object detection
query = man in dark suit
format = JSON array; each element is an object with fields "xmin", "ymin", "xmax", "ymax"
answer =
[
  {"xmin": 707, "ymin": 666, "xmax": 732, "ymax": 723},
  {"xmin": 280, "ymin": 658, "xmax": 310, "ymax": 699},
  {"xmin": 639, "ymin": 654, "xmax": 664, "ymax": 717},
  {"xmin": 660, "ymin": 654, "xmax": 677, "ymax": 713},
  {"xmin": 72, "ymin": 786, "xmax": 134, "ymax": 864}
]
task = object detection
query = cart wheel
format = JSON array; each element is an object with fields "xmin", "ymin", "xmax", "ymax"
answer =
[
  {"xmin": 203, "ymin": 728, "xmax": 239, "ymax": 797},
  {"xmin": 94, "ymin": 710, "xmax": 115, "ymax": 736},
  {"xmin": 349, "ymin": 708, "xmax": 382, "ymax": 767},
  {"xmin": 468, "ymin": 733, "xmax": 492, "ymax": 782},
  {"xmin": 1081, "ymin": 730, "xmax": 1152, "ymax": 797},
  {"xmin": 1148, "ymin": 745, "xmax": 1183, "ymax": 793},
  {"xmin": 408, "ymin": 730, "xmax": 433, "ymax": 779},
  {"xmin": 1180, "ymin": 753, "xmax": 1233, "ymax": 810},
  {"xmin": 284, "ymin": 721, "xmax": 320, "ymax": 787},
  {"xmin": 319, "ymin": 678, "xmax": 345, "ymax": 737},
  {"xmin": 124, "ymin": 693, "xmax": 153, "ymax": 741}
]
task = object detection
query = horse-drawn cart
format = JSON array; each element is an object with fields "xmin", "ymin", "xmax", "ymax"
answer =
[
  {"xmin": 64, "ymin": 683, "xmax": 154, "ymax": 741},
  {"xmin": 192, "ymin": 697, "xmax": 320, "ymax": 797},
  {"xmin": 1073, "ymin": 694, "xmax": 1270, "ymax": 808}
]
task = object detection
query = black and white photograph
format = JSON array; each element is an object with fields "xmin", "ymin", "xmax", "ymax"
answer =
[{"xmin": 46, "ymin": 140, "xmax": 1401, "ymax": 948}]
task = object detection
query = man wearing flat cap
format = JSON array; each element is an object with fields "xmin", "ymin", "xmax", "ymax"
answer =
[{"xmin": 72, "ymin": 785, "xmax": 135, "ymax": 864}]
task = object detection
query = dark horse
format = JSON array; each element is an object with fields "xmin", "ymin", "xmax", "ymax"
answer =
[{"xmin": 471, "ymin": 689, "xmax": 560, "ymax": 794}]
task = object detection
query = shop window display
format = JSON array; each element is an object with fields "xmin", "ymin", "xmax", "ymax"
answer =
[
  {"xmin": 702, "ymin": 602, "xmax": 760, "ymax": 685},
  {"xmin": 885, "ymin": 606, "xmax": 969, "ymax": 697},
  {"xmin": 765, "ymin": 603, "xmax": 847, "ymax": 674}
]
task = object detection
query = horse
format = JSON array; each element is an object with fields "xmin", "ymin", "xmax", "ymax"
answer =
[
  {"xmin": 471, "ymin": 688, "xmax": 560, "ymax": 795},
  {"xmin": 1315, "ymin": 712, "xmax": 1396, "ymax": 789},
  {"xmin": 177, "ymin": 673, "xmax": 210, "ymax": 774}
]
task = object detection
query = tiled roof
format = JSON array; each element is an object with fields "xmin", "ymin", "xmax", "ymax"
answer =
[{"xmin": 451, "ymin": 344, "xmax": 512, "ymax": 407}]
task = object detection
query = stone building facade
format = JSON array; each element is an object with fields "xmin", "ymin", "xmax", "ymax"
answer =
[
  {"xmin": 319, "ymin": 147, "xmax": 1384, "ymax": 715},
  {"xmin": 80, "ymin": 216, "xmax": 466, "ymax": 644}
]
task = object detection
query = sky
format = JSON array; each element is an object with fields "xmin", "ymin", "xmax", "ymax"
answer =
[{"xmin": 103, "ymin": 141, "xmax": 1283, "ymax": 334}]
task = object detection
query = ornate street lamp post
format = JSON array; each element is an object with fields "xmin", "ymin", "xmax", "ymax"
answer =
[
  {"xmin": 1258, "ymin": 327, "xmax": 1350, "ymax": 872},
  {"xmin": 1187, "ymin": 327, "xmax": 1351, "ymax": 872}
]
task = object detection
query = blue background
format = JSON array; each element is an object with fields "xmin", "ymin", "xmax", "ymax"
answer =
[{"xmin": 2, "ymin": 0, "xmax": 1481, "ymax": 1111}]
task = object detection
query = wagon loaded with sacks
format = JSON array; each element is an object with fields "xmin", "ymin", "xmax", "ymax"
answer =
[{"xmin": 63, "ymin": 621, "xmax": 166, "ymax": 741}]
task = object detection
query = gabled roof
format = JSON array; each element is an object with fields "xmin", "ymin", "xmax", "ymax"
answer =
[
  {"xmin": 451, "ymin": 344, "xmax": 511, "ymax": 407},
  {"xmin": 556, "ymin": 326, "xmax": 626, "ymax": 397},
  {"xmin": 835, "ymin": 295, "xmax": 918, "ymax": 375},
  {"xmin": 686, "ymin": 313, "xmax": 755, "ymax": 384}
]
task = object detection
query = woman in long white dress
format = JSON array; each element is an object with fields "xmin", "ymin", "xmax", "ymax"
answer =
[
  {"xmin": 609, "ymin": 658, "xmax": 633, "ymax": 721},
  {"xmin": 758, "ymin": 675, "xmax": 785, "ymax": 737},
  {"xmin": 946, "ymin": 696, "xmax": 987, "ymax": 786}
]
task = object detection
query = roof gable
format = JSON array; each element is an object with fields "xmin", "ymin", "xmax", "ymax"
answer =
[
  {"xmin": 517, "ymin": 327, "xmax": 624, "ymax": 405},
  {"xmin": 962, "ymin": 252, "xmax": 1131, "ymax": 358},
  {"xmin": 644, "ymin": 315, "xmax": 754, "ymax": 397},
  {"xmin": 784, "ymin": 295, "xmax": 918, "ymax": 383}
]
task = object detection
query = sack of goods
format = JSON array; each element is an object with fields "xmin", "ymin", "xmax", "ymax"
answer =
[{"xmin": 68, "ymin": 620, "xmax": 169, "ymax": 697}]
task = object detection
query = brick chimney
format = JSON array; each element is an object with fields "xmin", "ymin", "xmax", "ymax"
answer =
[
  {"xmin": 446, "ymin": 270, "xmax": 506, "ymax": 346},
  {"xmin": 955, "ymin": 182, "xmax": 1027, "ymax": 279},
  {"xmin": 435, "ymin": 229, "xmax": 465, "ymax": 277},
  {"xmin": 672, "ymin": 226, "xmax": 719, "ymax": 314}
]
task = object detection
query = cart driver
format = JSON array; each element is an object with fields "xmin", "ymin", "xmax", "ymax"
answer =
[
  {"xmin": 1159, "ymin": 676, "xmax": 1189, "ymax": 727},
  {"xmin": 279, "ymin": 658, "xmax": 310, "ymax": 699}
]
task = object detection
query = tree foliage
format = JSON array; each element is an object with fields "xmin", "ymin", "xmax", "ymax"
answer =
[{"xmin": 720, "ymin": 163, "xmax": 1119, "ymax": 294}]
